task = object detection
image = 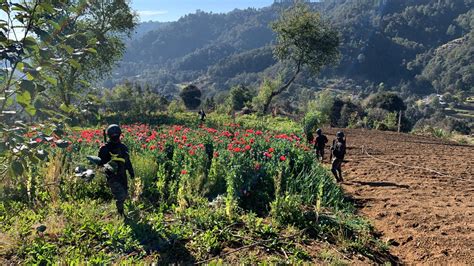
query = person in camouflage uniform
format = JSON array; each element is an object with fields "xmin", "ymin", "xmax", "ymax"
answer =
[
  {"xmin": 98, "ymin": 124, "xmax": 135, "ymax": 217},
  {"xmin": 331, "ymin": 131, "xmax": 346, "ymax": 183}
]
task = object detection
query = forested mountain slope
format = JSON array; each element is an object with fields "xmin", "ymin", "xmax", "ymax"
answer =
[{"xmin": 109, "ymin": 0, "xmax": 473, "ymax": 98}]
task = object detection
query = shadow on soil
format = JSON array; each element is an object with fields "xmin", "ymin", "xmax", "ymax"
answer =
[
  {"xmin": 125, "ymin": 213, "xmax": 195, "ymax": 264},
  {"xmin": 353, "ymin": 181, "xmax": 410, "ymax": 189}
]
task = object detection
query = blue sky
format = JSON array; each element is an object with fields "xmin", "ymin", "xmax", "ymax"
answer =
[{"xmin": 131, "ymin": 0, "xmax": 275, "ymax": 22}]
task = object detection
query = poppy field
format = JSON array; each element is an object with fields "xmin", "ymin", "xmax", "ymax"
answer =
[{"xmin": 1, "ymin": 119, "xmax": 389, "ymax": 264}]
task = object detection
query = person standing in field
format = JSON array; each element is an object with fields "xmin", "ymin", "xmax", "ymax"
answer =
[
  {"xmin": 331, "ymin": 131, "xmax": 346, "ymax": 183},
  {"xmin": 198, "ymin": 109, "xmax": 206, "ymax": 122},
  {"xmin": 314, "ymin": 128, "xmax": 328, "ymax": 162},
  {"xmin": 98, "ymin": 124, "xmax": 135, "ymax": 217}
]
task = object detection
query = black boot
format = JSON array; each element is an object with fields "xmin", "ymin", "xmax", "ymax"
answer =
[{"xmin": 337, "ymin": 171, "xmax": 344, "ymax": 183}]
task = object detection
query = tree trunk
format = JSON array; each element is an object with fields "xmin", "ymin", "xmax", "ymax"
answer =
[{"xmin": 262, "ymin": 61, "xmax": 302, "ymax": 114}]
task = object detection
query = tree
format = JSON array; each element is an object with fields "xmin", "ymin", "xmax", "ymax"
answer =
[
  {"xmin": 306, "ymin": 90, "xmax": 336, "ymax": 125},
  {"xmin": 0, "ymin": 0, "xmax": 106, "ymax": 187},
  {"xmin": 264, "ymin": 2, "xmax": 340, "ymax": 113},
  {"xmin": 252, "ymin": 77, "xmax": 282, "ymax": 114},
  {"xmin": 365, "ymin": 92, "xmax": 407, "ymax": 112},
  {"xmin": 33, "ymin": 0, "xmax": 137, "ymax": 109},
  {"xmin": 179, "ymin": 84, "xmax": 202, "ymax": 110},
  {"xmin": 228, "ymin": 85, "xmax": 253, "ymax": 111}
]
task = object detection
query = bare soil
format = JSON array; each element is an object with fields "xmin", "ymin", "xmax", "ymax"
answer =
[{"xmin": 325, "ymin": 129, "xmax": 474, "ymax": 264}]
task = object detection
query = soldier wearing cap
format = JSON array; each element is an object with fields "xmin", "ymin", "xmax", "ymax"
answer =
[{"xmin": 98, "ymin": 124, "xmax": 135, "ymax": 217}]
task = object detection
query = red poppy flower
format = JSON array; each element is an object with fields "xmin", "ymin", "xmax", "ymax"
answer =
[
  {"xmin": 233, "ymin": 147, "xmax": 241, "ymax": 153},
  {"xmin": 244, "ymin": 145, "xmax": 251, "ymax": 151},
  {"xmin": 264, "ymin": 152, "xmax": 272, "ymax": 158},
  {"xmin": 181, "ymin": 170, "xmax": 188, "ymax": 175},
  {"xmin": 268, "ymin": 147, "xmax": 274, "ymax": 153},
  {"xmin": 280, "ymin": 155, "xmax": 286, "ymax": 161}
]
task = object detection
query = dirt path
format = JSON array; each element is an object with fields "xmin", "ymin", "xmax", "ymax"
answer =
[{"xmin": 325, "ymin": 129, "xmax": 474, "ymax": 264}]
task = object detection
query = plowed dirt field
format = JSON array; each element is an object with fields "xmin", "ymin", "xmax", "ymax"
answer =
[{"xmin": 325, "ymin": 129, "xmax": 473, "ymax": 264}]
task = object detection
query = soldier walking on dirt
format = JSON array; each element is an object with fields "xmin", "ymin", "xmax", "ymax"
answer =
[
  {"xmin": 314, "ymin": 128, "xmax": 328, "ymax": 162},
  {"xmin": 330, "ymin": 131, "xmax": 346, "ymax": 183},
  {"xmin": 98, "ymin": 124, "xmax": 135, "ymax": 217}
]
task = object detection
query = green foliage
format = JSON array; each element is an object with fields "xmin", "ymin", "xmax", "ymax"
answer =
[
  {"xmin": 421, "ymin": 33, "xmax": 473, "ymax": 94},
  {"xmin": 270, "ymin": 194, "xmax": 304, "ymax": 226},
  {"xmin": 228, "ymin": 85, "xmax": 254, "ymax": 111},
  {"xmin": 179, "ymin": 84, "xmax": 202, "ymax": 110},
  {"xmin": 32, "ymin": 0, "xmax": 137, "ymax": 108},
  {"xmin": 167, "ymin": 99, "xmax": 186, "ymax": 114},
  {"xmin": 108, "ymin": 0, "xmax": 471, "ymax": 104},
  {"xmin": 258, "ymin": 2, "xmax": 340, "ymax": 113},
  {"xmin": 307, "ymin": 90, "xmax": 336, "ymax": 126},
  {"xmin": 252, "ymin": 77, "xmax": 282, "ymax": 114},
  {"xmin": 365, "ymin": 92, "xmax": 407, "ymax": 112},
  {"xmin": 0, "ymin": 0, "xmax": 136, "ymax": 190},
  {"xmin": 303, "ymin": 112, "xmax": 320, "ymax": 137},
  {"xmin": 103, "ymin": 82, "xmax": 170, "ymax": 116},
  {"xmin": 271, "ymin": 2, "xmax": 340, "ymax": 74}
]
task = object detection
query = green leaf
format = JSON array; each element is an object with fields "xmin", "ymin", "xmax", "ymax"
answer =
[
  {"xmin": 19, "ymin": 80, "xmax": 36, "ymax": 94},
  {"xmin": 48, "ymin": 20, "xmax": 61, "ymax": 31},
  {"xmin": 36, "ymin": 84, "xmax": 46, "ymax": 92},
  {"xmin": 4, "ymin": 97, "xmax": 14, "ymax": 107},
  {"xmin": 1, "ymin": 2, "xmax": 9, "ymax": 13},
  {"xmin": 69, "ymin": 59, "xmax": 81, "ymax": 70},
  {"xmin": 11, "ymin": 3, "xmax": 28, "ymax": 12},
  {"xmin": 59, "ymin": 44, "xmax": 74, "ymax": 55},
  {"xmin": 16, "ymin": 62, "xmax": 24, "ymax": 71},
  {"xmin": 0, "ymin": 31, "xmax": 6, "ymax": 41},
  {"xmin": 39, "ymin": 47, "xmax": 51, "ymax": 59},
  {"xmin": 43, "ymin": 75, "xmax": 57, "ymax": 86},
  {"xmin": 25, "ymin": 105, "xmax": 36, "ymax": 116},
  {"xmin": 11, "ymin": 159, "xmax": 24, "ymax": 176},
  {"xmin": 17, "ymin": 91, "xmax": 32, "ymax": 107},
  {"xmin": 24, "ymin": 67, "xmax": 40, "ymax": 80},
  {"xmin": 87, "ymin": 37, "xmax": 98, "ymax": 46},
  {"xmin": 79, "ymin": 79, "xmax": 90, "ymax": 87},
  {"xmin": 59, "ymin": 103, "xmax": 74, "ymax": 114},
  {"xmin": 23, "ymin": 36, "xmax": 37, "ymax": 48},
  {"xmin": 85, "ymin": 48, "xmax": 97, "ymax": 54},
  {"xmin": 26, "ymin": 73, "xmax": 35, "ymax": 81},
  {"xmin": 39, "ymin": 2, "xmax": 54, "ymax": 13}
]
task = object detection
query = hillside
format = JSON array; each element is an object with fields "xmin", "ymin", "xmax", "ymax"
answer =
[{"xmin": 108, "ymin": 0, "xmax": 473, "ymax": 98}]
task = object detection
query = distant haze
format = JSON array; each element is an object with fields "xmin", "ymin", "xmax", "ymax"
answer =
[{"xmin": 132, "ymin": 0, "xmax": 274, "ymax": 22}]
